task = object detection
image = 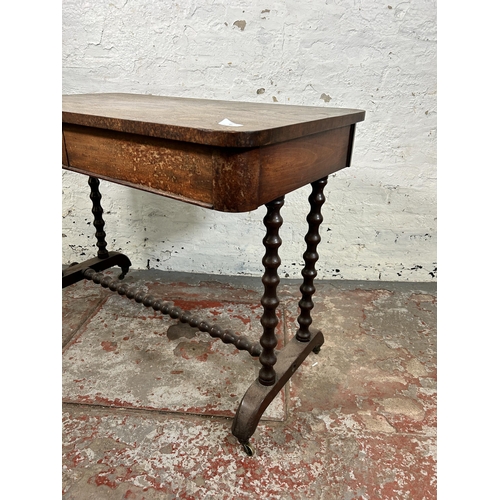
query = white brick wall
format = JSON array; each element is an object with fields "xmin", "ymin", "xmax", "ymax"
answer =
[{"xmin": 62, "ymin": 0, "xmax": 437, "ymax": 281}]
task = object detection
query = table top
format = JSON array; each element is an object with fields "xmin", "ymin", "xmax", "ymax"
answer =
[
  {"xmin": 63, "ymin": 93, "xmax": 365, "ymax": 148},
  {"xmin": 63, "ymin": 93, "xmax": 365, "ymax": 211}
]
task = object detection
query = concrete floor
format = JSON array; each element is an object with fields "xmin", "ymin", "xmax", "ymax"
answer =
[{"xmin": 62, "ymin": 269, "xmax": 437, "ymax": 499}]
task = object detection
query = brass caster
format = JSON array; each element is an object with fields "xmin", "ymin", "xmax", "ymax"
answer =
[
  {"xmin": 312, "ymin": 343, "xmax": 323, "ymax": 354},
  {"xmin": 242, "ymin": 442, "xmax": 256, "ymax": 457}
]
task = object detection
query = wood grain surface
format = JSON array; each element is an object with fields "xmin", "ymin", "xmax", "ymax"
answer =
[
  {"xmin": 62, "ymin": 94, "xmax": 365, "ymax": 212},
  {"xmin": 63, "ymin": 93, "xmax": 365, "ymax": 148},
  {"xmin": 64, "ymin": 124, "xmax": 214, "ymax": 206}
]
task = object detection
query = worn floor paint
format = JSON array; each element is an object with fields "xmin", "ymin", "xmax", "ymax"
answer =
[
  {"xmin": 63, "ymin": 269, "xmax": 436, "ymax": 499},
  {"xmin": 63, "ymin": 292, "xmax": 285, "ymax": 420}
]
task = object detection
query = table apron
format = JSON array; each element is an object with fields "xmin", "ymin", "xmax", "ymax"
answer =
[{"xmin": 62, "ymin": 124, "xmax": 354, "ymax": 212}]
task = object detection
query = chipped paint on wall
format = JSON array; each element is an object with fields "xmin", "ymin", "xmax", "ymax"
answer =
[{"xmin": 62, "ymin": 0, "xmax": 437, "ymax": 282}]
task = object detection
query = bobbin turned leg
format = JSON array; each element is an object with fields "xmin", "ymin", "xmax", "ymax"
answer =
[
  {"xmin": 88, "ymin": 176, "xmax": 110, "ymax": 259},
  {"xmin": 258, "ymin": 196, "xmax": 284, "ymax": 387},
  {"xmin": 296, "ymin": 176, "xmax": 328, "ymax": 352},
  {"xmin": 62, "ymin": 177, "xmax": 131, "ymax": 288},
  {"xmin": 232, "ymin": 195, "xmax": 324, "ymax": 455}
]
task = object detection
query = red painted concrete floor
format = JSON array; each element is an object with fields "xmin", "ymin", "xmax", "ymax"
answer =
[{"xmin": 62, "ymin": 269, "xmax": 437, "ymax": 499}]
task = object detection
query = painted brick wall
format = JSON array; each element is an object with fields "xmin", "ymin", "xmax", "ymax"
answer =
[{"xmin": 62, "ymin": 0, "xmax": 436, "ymax": 281}]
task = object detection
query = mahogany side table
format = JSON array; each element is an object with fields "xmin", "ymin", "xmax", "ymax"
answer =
[{"xmin": 62, "ymin": 93, "xmax": 365, "ymax": 455}]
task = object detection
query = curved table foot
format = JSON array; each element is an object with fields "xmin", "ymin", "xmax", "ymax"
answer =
[
  {"xmin": 232, "ymin": 329, "xmax": 324, "ymax": 449},
  {"xmin": 62, "ymin": 251, "xmax": 131, "ymax": 288}
]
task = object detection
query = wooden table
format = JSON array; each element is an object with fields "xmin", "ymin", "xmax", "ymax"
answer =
[{"xmin": 62, "ymin": 93, "xmax": 365, "ymax": 455}]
